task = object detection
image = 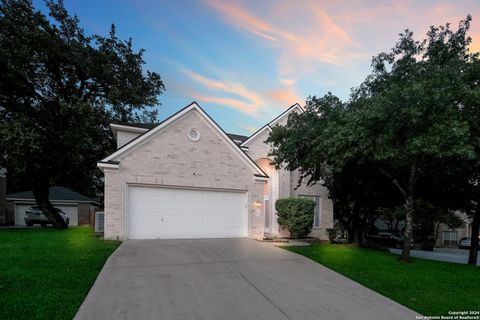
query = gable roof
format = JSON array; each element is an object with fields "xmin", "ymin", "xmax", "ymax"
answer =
[
  {"xmin": 111, "ymin": 122, "xmax": 157, "ymax": 130},
  {"xmin": 110, "ymin": 122, "xmax": 247, "ymax": 146},
  {"xmin": 99, "ymin": 102, "xmax": 268, "ymax": 177},
  {"xmin": 240, "ymin": 103, "xmax": 303, "ymax": 147},
  {"xmin": 6, "ymin": 186, "xmax": 97, "ymax": 204},
  {"xmin": 226, "ymin": 133, "xmax": 248, "ymax": 145}
]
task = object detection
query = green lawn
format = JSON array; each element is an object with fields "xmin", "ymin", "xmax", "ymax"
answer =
[
  {"xmin": 0, "ymin": 227, "xmax": 121, "ymax": 320},
  {"xmin": 286, "ymin": 244, "xmax": 480, "ymax": 316}
]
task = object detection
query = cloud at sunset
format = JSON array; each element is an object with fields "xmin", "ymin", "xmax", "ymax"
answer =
[
  {"xmin": 205, "ymin": 0, "xmax": 365, "ymax": 78},
  {"xmin": 205, "ymin": 0, "xmax": 479, "ymax": 79},
  {"xmin": 184, "ymin": 70, "xmax": 264, "ymax": 115},
  {"xmin": 182, "ymin": 69, "xmax": 304, "ymax": 117},
  {"xmin": 64, "ymin": 0, "xmax": 480, "ymax": 134}
]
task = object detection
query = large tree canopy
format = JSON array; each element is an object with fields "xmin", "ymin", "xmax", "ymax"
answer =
[
  {"xmin": 267, "ymin": 94, "xmax": 403, "ymax": 244},
  {"xmin": 268, "ymin": 16, "xmax": 480, "ymax": 262},
  {"xmin": 0, "ymin": 0, "xmax": 164, "ymax": 227}
]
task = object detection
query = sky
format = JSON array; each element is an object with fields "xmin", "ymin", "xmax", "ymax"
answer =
[{"xmin": 35, "ymin": 0, "xmax": 480, "ymax": 136}]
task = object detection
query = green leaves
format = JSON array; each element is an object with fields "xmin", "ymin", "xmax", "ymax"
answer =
[
  {"xmin": 267, "ymin": 16, "xmax": 480, "ymax": 248},
  {"xmin": 0, "ymin": 0, "xmax": 164, "ymax": 197},
  {"xmin": 275, "ymin": 197, "xmax": 315, "ymax": 238}
]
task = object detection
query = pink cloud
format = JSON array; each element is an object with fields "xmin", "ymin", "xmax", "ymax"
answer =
[
  {"xmin": 241, "ymin": 125, "xmax": 258, "ymax": 133},
  {"xmin": 267, "ymin": 86, "xmax": 304, "ymax": 107},
  {"xmin": 181, "ymin": 68, "xmax": 303, "ymax": 117},
  {"xmin": 205, "ymin": 0, "xmax": 367, "ymax": 78},
  {"xmin": 471, "ymin": 32, "xmax": 480, "ymax": 52},
  {"xmin": 206, "ymin": 0, "xmax": 292, "ymax": 42},
  {"xmin": 184, "ymin": 70, "xmax": 264, "ymax": 115},
  {"xmin": 205, "ymin": 0, "xmax": 479, "ymax": 79}
]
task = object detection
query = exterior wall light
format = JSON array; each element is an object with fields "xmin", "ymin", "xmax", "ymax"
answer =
[{"xmin": 254, "ymin": 200, "xmax": 262, "ymax": 209}]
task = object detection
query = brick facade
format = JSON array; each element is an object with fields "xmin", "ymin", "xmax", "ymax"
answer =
[
  {"xmin": 243, "ymin": 124, "xmax": 334, "ymax": 240},
  {"xmin": 101, "ymin": 103, "xmax": 333, "ymax": 240},
  {"xmin": 102, "ymin": 109, "xmax": 266, "ymax": 240}
]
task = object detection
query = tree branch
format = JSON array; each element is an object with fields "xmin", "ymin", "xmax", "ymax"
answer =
[{"xmin": 379, "ymin": 167, "xmax": 407, "ymax": 197}]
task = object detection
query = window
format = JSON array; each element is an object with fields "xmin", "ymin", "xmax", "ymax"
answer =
[
  {"xmin": 443, "ymin": 231, "xmax": 458, "ymax": 246},
  {"xmin": 299, "ymin": 195, "xmax": 321, "ymax": 228}
]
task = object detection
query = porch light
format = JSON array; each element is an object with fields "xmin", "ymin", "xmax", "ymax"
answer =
[{"xmin": 254, "ymin": 200, "xmax": 262, "ymax": 209}]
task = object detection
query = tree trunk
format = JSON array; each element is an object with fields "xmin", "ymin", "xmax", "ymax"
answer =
[
  {"xmin": 354, "ymin": 223, "xmax": 368, "ymax": 244},
  {"xmin": 379, "ymin": 161, "xmax": 417, "ymax": 261},
  {"xmin": 32, "ymin": 179, "xmax": 68, "ymax": 229},
  {"xmin": 350, "ymin": 201, "xmax": 363, "ymax": 244},
  {"xmin": 468, "ymin": 210, "xmax": 479, "ymax": 265},
  {"xmin": 433, "ymin": 222, "xmax": 441, "ymax": 247},
  {"xmin": 400, "ymin": 162, "xmax": 417, "ymax": 261},
  {"xmin": 394, "ymin": 219, "xmax": 400, "ymax": 232},
  {"xmin": 400, "ymin": 197, "xmax": 414, "ymax": 261},
  {"xmin": 353, "ymin": 227, "xmax": 362, "ymax": 244}
]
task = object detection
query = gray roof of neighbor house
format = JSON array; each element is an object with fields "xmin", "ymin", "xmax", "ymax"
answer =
[
  {"xmin": 227, "ymin": 133, "xmax": 248, "ymax": 144},
  {"xmin": 6, "ymin": 186, "xmax": 98, "ymax": 204},
  {"xmin": 112, "ymin": 122, "xmax": 157, "ymax": 129},
  {"xmin": 112, "ymin": 122, "xmax": 248, "ymax": 145}
]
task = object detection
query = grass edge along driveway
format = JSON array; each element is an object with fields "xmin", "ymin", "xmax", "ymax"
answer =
[
  {"xmin": 0, "ymin": 227, "xmax": 121, "ymax": 320},
  {"xmin": 286, "ymin": 244, "xmax": 480, "ymax": 317}
]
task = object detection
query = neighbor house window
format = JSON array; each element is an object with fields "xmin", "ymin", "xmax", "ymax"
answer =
[
  {"xmin": 299, "ymin": 195, "xmax": 321, "ymax": 228},
  {"xmin": 443, "ymin": 230, "xmax": 458, "ymax": 246}
]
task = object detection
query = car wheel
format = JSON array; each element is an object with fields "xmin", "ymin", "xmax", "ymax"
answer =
[
  {"xmin": 66, "ymin": 218, "xmax": 69, "ymax": 226},
  {"xmin": 394, "ymin": 242, "xmax": 401, "ymax": 249},
  {"xmin": 40, "ymin": 223, "xmax": 47, "ymax": 227},
  {"xmin": 26, "ymin": 222, "xmax": 33, "ymax": 227}
]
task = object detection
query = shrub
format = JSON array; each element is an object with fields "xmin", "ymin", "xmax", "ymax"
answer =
[
  {"xmin": 275, "ymin": 197, "xmax": 315, "ymax": 238},
  {"xmin": 326, "ymin": 228, "xmax": 337, "ymax": 243}
]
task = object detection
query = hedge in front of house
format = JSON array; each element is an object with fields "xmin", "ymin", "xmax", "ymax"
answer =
[{"xmin": 275, "ymin": 197, "xmax": 315, "ymax": 238}]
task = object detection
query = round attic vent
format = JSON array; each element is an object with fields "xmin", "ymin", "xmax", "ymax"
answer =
[{"xmin": 188, "ymin": 128, "xmax": 200, "ymax": 141}]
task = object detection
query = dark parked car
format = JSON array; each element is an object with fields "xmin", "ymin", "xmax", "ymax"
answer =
[
  {"xmin": 24, "ymin": 206, "xmax": 70, "ymax": 227},
  {"xmin": 458, "ymin": 237, "xmax": 480, "ymax": 250},
  {"xmin": 366, "ymin": 231, "xmax": 413, "ymax": 249}
]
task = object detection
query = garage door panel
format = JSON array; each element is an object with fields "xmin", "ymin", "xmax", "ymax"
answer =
[
  {"xmin": 58, "ymin": 205, "xmax": 78, "ymax": 226},
  {"xmin": 128, "ymin": 186, "xmax": 247, "ymax": 239},
  {"xmin": 15, "ymin": 204, "xmax": 31, "ymax": 226}
]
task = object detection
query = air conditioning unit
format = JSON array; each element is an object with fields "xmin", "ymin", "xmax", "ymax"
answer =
[{"xmin": 95, "ymin": 211, "xmax": 105, "ymax": 232}]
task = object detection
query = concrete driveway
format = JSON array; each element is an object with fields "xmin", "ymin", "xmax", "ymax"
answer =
[{"xmin": 75, "ymin": 239, "xmax": 418, "ymax": 320}]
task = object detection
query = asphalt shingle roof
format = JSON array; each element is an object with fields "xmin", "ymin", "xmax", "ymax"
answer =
[{"xmin": 7, "ymin": 186, "xmax": 95, "ymax": 203}]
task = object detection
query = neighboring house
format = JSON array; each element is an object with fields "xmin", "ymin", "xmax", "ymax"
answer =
[
  {"xmin": 435, "ymin": 211, "xmax": 473, "ymax": 247},
  {"xmin": 98, "ymin": 102, "xmax": 334, "ymax": 240},
  {"xmin": 5, "ymin": 186, "xmax": 99, "ymax": 226},
  {"xmin": 374, "ymin": 211, "xmax": 473, "ymax": 247},
  {"xmin": 0, "ymin": 168, "xmax": 6, "ymax": 225}
]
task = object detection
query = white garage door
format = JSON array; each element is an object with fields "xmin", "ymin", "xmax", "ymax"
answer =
[
  {"xmin": 57, "ymin": 205, "xmax": 78, "ymax": 226},
  {"xmin": 14, "ymin": 203, "xmax": 78, "ymax": 226},
  {"xmin": 128, "ymin": 186, "xmax": 248, "ymax": 239},
  {"xmin": 15, "ymin": 204, "xmax": 31, "ymax": 226}
]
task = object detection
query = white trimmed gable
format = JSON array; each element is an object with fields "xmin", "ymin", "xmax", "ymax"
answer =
[
  {"xmin": 240, "ymin": 103, "xmax": 303, "ymax": 148},
  {"xmin": 98, "ymin": 102, "xmax": 267, "ymax": 177}
]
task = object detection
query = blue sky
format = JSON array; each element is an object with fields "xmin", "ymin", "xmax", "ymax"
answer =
[{"xmin": 34, "ymin": 0, "xmax": 480, "ymax": 136}]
